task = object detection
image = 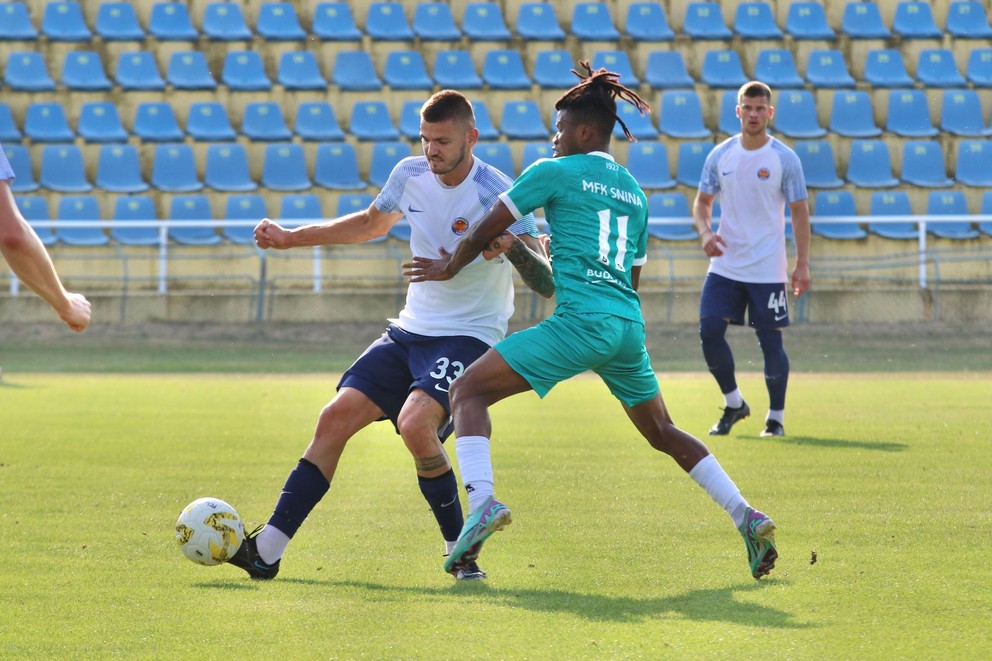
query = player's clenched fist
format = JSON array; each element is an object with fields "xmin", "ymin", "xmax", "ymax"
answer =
[{"xmin": 254, "ymin": 218, "xmax": 291, "ymax": 250}]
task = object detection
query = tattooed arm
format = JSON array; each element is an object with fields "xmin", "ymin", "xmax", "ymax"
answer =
[{"xmin": 486, "ymin": 232, "xmax": 555, "ymax": 299}]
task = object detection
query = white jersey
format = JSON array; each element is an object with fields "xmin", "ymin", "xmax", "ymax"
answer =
[
  {"xmin": 0, "ymin": 145, "xmax": 15, "ymax": 181},
  {"xmin": 375, "ymin": 155, "xmax": 538, "ymax": 347},
  {"xmin": 699, "ymin": 135, "xmax": 808, "ymax": 283}
]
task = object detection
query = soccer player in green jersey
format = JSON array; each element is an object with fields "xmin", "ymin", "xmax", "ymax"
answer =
[{"xmin": 405, "ymin": 63, "xmax": 778, "ymax": 580}]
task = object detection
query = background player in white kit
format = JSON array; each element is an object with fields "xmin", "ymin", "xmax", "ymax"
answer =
[
  {"xmin": 693, "ymin": 81, "xmax": 811, "ymax": 438},
  {"xmin": 228, "ymin": 90, "xmax": 552, "ymax": 581}
]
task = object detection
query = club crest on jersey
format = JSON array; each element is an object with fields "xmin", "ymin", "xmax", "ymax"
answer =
[
  {"xmin": 450, "ymin": 217, "xmax": 469, "ymax": 235},
  {"xmin": 757, "ymin": 168, "xmax": 771, "ymax": 180}
]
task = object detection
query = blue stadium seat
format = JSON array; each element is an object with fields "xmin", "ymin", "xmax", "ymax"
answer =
[
  {"xmin": 433, "ymin": 51, "xmax": 482, "ymax": 89},
  {"xmin": 277, "ymin": 51, "xmax": 327, "ymax": 90},
  {"xmin": 734, "ymin": 2, "xmax": 782, "ymax": 39},
  {"xmin": 242, "ymin": 102, "xmax": 292, "ymax": 141},
  {"xmin": 295, "ymin": 102, "xmax": 345, "ymax": 141},
  {"xmin": 61, "ymin": 50, "xmax": 112, "ymax": 90},
  {"xmin": 846, "ymin": 140, "xmax": 899, "ymax": 188},
  {"xmin": 482, "ymin": 50, "xmax": 531, "ymax": 89},
  {"xmin": 365, "ymin": 2, "xmax": 414, "ymax": 40},
  {"xmin": 700, "ymin": 50, "xmax": 748, "ymax": 88},
  {"xmin": 901, "ymin": 140, "xmax": 952, "ymax": 187},
  {"xmin": 475, "ymin": 142, "xmax": 516, "ymax": 178},
  {"xmin": 186, "ymin": 102, "xmax": 237, "ymax": 141},
  {"xmin": 892, "ymin": 1, "xmax": 940, "ymax": 39},
  {"xmin": 332, "ymin": 51, "xmax": 382, "ymax": 91},
  {"xmin": 5, "ymin": 145, "xmax": 40, "ymax": 193},
  {"xmin": 42, "ymin": 1, "xmax": 91, "ymax": 41},
  {"xmin": 95, "ymin": 2, "xmax": 145, "ymax": 40},
  {"xmin": 462, "ymin": 3, "xmax": 511, "ymax": 40},
  {"xmin": 571, "ymin": 3, "xmax": 620, "ymax": 40},
  {"xmin": 644, "ymin": 51, "xmax": 694, "ymax": 89},
  {"xmin": 134, "ymin": 102, "xmax": 184, "ymax": 142},
  {"xmin": 887, "ymin": 90, "xmax": 937, "ymax": 138},
  {"xmin": 369, "ymin": 141, "xmax": 412, "ymax": 187},
  {"xmin": 56, "ymin": 196, "xmax": 107, "ymax": 245},
  {"xmin": 785, "ymin": 2, "xmax": 833, "ymax": 40},
  {"xmin": 167, "ymin": 51, "xmax": 217, "ymax": 90},
  {"xmin": 675, "ymin": 141, "xmax": 715, "ymax": 187},
  {"xmin": 684, "ymin": 2, "xmax": 732, "ymax": 39},
  {"xmin": 111, "ymin": 196, "xmax": 159, "ymax": 246},
  {"xmin": 168, "ymin": 195, "xmax": 220, "ymax": 245},
  {"xmin": 829, "ymin": 91, "xmax": 882, "ymax": 138},
  {"xmin": 95, "ymin": 144, "xmax": 148, "ymax": 193},
  {"xmin": 222, "ymin": 51, "xmax": 272, "ymax": 91},
  {"xmin": 647, "ymin": 192, "xmax": 696, "ymax": 241},
  {"xmin": 946, "ymin": 1, "xmax": 992, "ymax": 39},
  {"xmin": 812, "ymin": 191, "xmax": 866, "ymax": 239},
  {"xmin": 624, "ymin": 2, "xmax": 674, "ymax": 41},
  {"xmin": 533, "ymin": 50, "xmax": 577, "ymax": 88},
  {"xmin": 841, "ymin": 2, "xmax": 890, "ymax": 39},
  {"xmin": 500, "ymin": 100, "xmax": 548, "ymax": 139},
  {"xmin": 794, "ymin": 140, "xmax": 843, "ymax": 188},
  {"xmin": 954, "ymin": 140, "xmax": 992, "ymax": 187},
  {"xmin": 312, "ymin": 2, "xmax": 362, "ymax": 40},
  {"xmin": 349, "ymin": 101, "xmax": 400, "ymax": 141},
  {"xmin": 521, "ymin": 141, "xmax": 553, "ymax": 171},
  {"xmin": 148, "ymin": 2, "xmax": 198, "ymax": 40},
  {"xmin": 940, "ymin": 90, "xmax": 992, "ymax": 137},
  {"xmin": 399, "ymin": 100, "xmax": 425, "ymax": 139},
  {"xmin": 966, "ymin": 49, "xmax": 992, "ymax": 87},
  {"xmin": 925, "ymin": 191, "xmax": 978, "ymax": 239},
  {"xmin": 516, "ymin": 3, "xmax": 565, "ymax": 40},
  {"xmin": 115, "ymin": 51, "xmax": 166, "ymax": 90},
  {"xmin": 805, "ymin": 49, "xmax": 856, "ymax": 88},
  {"xmin": 774, "ymin": 90, "xmax": 826, "ymax": 138},
  {"xmin": 981, "ymin": 193, "xmax": 992, "ymax": 236},
  {"xmin": 864, "ymin": 49, "xmax": 913, "ymax": 88},
  {"xmin": 203, "ymin": 2, "xmax": 252, "ymax": 40},
  {"xmin": 3, "ymin": 52, "xmax": 56, "ymax": 91},
  {"xmin": 256, "ymin": 2, "xmax": 306, "ymax": 40},
  {"xmin": 25, "ymin": 102, "xmax": 74, "ymax": 143},
  {"xmin": 658, "ymin": 90, "xmax": 709, "ymax": 139},
  {"xmin": 151, "ymin": 144, "xmax": 203, "ymax": 192},
  {"xmin": 205, "ymin": 144, "xmax": 257, "ymax": 191},
  {"xmin": 0, "ymin": 104, "xmax": 21, "ymax": 142},
  {"xmin": 384, "ymin": 51, "xmax": 433, "ymax": 90},
  {"xmin": 314, "ymin": 143, "xmax": 366, "ymax": 189},
  {"xmin": 718, "ymin": 90, "xmax": 740, "ymax": 135},
  {"xmin": 471, "ymin": 99, "xmax": 499, "ymax": 140},
  {"xmin": 0, "ymin": 2, "xmax": 38, "ymax": 40},
  {"xmin": 754, "ymin": 49, "xmax": 804, "ymax": 88},
  {"xmin": 17, "ymin": 197, "xmax": 53, "ymax": 245},
  {"xmin": 223, "ymin": 194, "xmax": 268, "ymax": 244},
  {"xmin": 869, "ymin": 191, "xmax": 916, "ymax": 240},
  {"xmin": 592, "ymin": 51, "xmax": 639, "ymax": 86},
  {"xmin": 78, "ymin": 102, "xmax": 128, "ymax": 143},
  {"xmin": 261, "ymin": 144, "xmax": 311, "ymax": 191},
  {"xmin": 281, "ymin": 193, "xmax": 325, "ymax": 221},
  {"xmin": 413, "ymin": 3, "xmax": 461, "ymax": 40},
  {"xmin": 626, "ymin": 141, "xmax": 675, "ymax": 189},
  {"xmin": 613, "ymin": 101, "xmax": 658, "ymax": 140},
  {"xmin": 916, "ymin": 49, "xmax": 966, "ymax": 88}
]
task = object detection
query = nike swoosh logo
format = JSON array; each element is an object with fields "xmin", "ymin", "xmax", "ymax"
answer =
[
  {"xmin": 440, "ymin": 496, "xmax": 458, "ymax": 508},
  {"xmin": 722, "ymin": 171, "xmax": 733, "ymax": 176},
  {"xmin": 407, "ymin": 205, "xmax": 423, "ymax": 213},
  {"xmin": 435, "ymin": 383, "xmax": 449, "ymax": 393},
  {"xmin": 774, "ymin": 313, "xmax": 788, "ymax": 321}
]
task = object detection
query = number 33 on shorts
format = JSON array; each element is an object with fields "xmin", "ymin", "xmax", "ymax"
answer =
[{"xmin": 767, "ymin": 290, "xmax": 789, "ymax": 322}]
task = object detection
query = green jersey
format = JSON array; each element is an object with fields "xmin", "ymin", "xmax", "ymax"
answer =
[{"xmin": 499, "ymin": 152, "xmax": 649, "ymax": 322}]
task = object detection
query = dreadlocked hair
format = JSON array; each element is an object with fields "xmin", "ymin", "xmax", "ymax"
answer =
[{"xmin": 554, "ymin": 60, "xmax": 652, "ymax": 142}]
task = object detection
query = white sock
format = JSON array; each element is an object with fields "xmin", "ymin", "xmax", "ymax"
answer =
[
  {"xmin": 689, "ymin": 454, "xmax": 750, "ymax": 528},
  {"xmin": 724, "ymin": 389, "xmax": 744, "ymax": 409},
  {"xmin": 445, "ymin": 540, "xmax": 457, "ymax": 555},
  {"xmin": 455, "ymin": 435, "xmax": 494, "ymax": 512},
  {"xmin": 255, "ymin": 525, "xmax": 291, "ymax": 565},
  {"xmin": 767, "ymin": 409, "xmax": 784, "ymax": 424}
]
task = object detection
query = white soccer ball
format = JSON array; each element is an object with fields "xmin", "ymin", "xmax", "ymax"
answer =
[{"xmin": 175, "ymin": 497, "xmax": 245, "ymax": 566}]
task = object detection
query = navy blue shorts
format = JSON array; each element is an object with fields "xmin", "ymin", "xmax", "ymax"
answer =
[
  {"xmin": 338, "ymin": 324, "xmax": 490, "ymax": 438},
  {"xmin": 700, "ymin": 272, "xmax": 790, "ymax": 329}
]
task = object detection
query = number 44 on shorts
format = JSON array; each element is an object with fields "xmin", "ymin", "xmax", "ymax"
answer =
[{"xmin": 768, "ymin": 290, "xmax": 788, "ymax": 321}]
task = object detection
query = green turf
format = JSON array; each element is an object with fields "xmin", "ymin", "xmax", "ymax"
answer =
[{"xmin": 1, "ymin": 372, "xmax": 989, "ymax": 659}]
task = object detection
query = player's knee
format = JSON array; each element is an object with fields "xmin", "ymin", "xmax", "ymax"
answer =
[{"xmin": 699, "ymin": 316, "xmax": 728, "ymax": 345}]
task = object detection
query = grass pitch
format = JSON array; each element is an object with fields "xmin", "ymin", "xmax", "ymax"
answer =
[{"xmin": 1, "ymin": 371, "xmax": 989, "ymax": 659}]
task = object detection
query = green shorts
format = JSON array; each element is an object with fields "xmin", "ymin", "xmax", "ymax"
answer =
[{"xmin": 495, "ymin": 311, "xmax": 659, "ymax": 407}]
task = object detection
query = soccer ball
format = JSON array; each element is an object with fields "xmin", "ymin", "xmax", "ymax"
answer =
[{"xmin": 175, "ymin": 497, "xmax": 245, "ymax": 566}]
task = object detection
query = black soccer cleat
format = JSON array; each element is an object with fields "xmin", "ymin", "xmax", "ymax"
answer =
[
  {"xmin": 227, "ymin": 525, "xmax": 280, "ymax": 580},
  {"xmin": 450, "ymin": 558, "xmax": 487, "ymax": 581},
  {"xmin": 760, "ymin": 420, "xmax": 785, "ymax": 437},
  {"xmin": 708, "ymin": 402, "xmax": 751, "ymax": 435}
]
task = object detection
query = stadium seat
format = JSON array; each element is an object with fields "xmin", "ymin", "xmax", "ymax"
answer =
[
  {"xmin": 56, "ymin": 196, "xmax": 107, "ymax": 246},
  {"xmin": 626, "ymin": 141, "xmax": 676, "ymax": 189},
  {"xmin": 916, "ymin": 49, "xmax": 966, "ymax": 88},
  {"xmin": 281, "ymin": 193, "xmax": 325, "ymax": 221},
  {"xmin": 521, "ymin": 141, "xmax": 552, "ymax": 171},
  {"xmin": 941, "ymin": 90, "xmax": 992, "ymax": 137},
  {"xmin": 701, "ymin": 50, "xmax": 748, "ymax": 89},
  {"xmin": 946, "ymin": 1, "xmax": 992, "ymax": 39},
  {"xmin": 365, "ymin": 2, "xmax": 414, "ymax": 40},
  {"xmin": 186, "ymin": 102, "xmax": 237, "ymax": 141},
  {"xmin": 203, "ymin": 2, "xmax": 252, "ymax": 40},
  {"xmin": 812, "ymin": 191, "xmax": 866, "ymax": 239},
  {"xmin": 312, "ymin": 2, "xmax": 362, "ymax": 40},
  {"xmin": 242, "ymin": 102, "xmax": 292, "ymax": 141},
  {"xmin": 794, "ymin": 140, "xmax": 843, "ymax": 188},
  {"xmin": 754, "ymin": 49, "xmax": 804, "ymax": 88},
  {"xmin": 886, "ymin": 90, "xmax": 938, "ymax": 137},
  {"xmin": 516, "ymin": 3, "xmax": 566, "ymax": 40},
  {"xmin": 151, "ymin": 144, "xmax": 203, "ymax": 192},
  {"xmin": 592, "ymin": 51, "xmax": 639, "ymax": 86},
  {"xmin": 475, "ymin": 142, "xmax": 516, "ymax": 178},
  {"xmin": 17, "ymin": 197, "xmax": 53, "ymax": 245},
  {"xmin": 644, "ymin": 51, "xmax": 694, "ymax": 89},
  {"xmin": 846, "ymin": 140, "xmax": 899, "ymax": 188},
  {"xmin": 966, "ymin": 49, "xmax": 992, "ymax": 87},
  {"xmin": 734, "ymin": 2, "xmax": 782, "ymax": 39},
  {"xmin": 658, "ymin": 91, "xmax": 710, "ymax": 139},
  {"xmin": 295, "ymin": 102, "xmax": 345, "ymax": 141},
  {"xmin": 829, "ymin": 91, "xmax": 882, "ymax": 138},
  {"xmin": 0, "ymin": 104, "xmax": 21, "ymax": 142},
  {"xmin": 222, "ymin": 194, "xmax": 268, "ymax": 244},
  {"xmin": 256, "ymin": 2, "xmax": 306, "ymax": 40},
  {"xmin": 0, "ymin": 2, "xmax": 39, "ymax": 40},
  {"xmin": 134, "ymin": 102, "xmax": 184, "ymax": 142},
  {"xmin": 413, "ymin": 3, "xmax": 461, "ymax": 40},
  {"xmin": 864, "ymin": 49, "xmax": 914, "ymax": 88},
  {"xmin": 841, "ymin": 2, "xmax": 890, "ymax": 39},
  {"xmin": 613, "ymin": 102, "xmax": 657, "ymax": 140},
  {"xmin": 95, "ymin": 2, "xmax": 145, "ymax": 41},
  {"xmin": 433, "ymin": 51, "xmax": 482, "ymax": 89},
  {"xmin": 24, "ymin": 102, "xmax": 74, "ymax": 143},
  {"xmin": 277, "ymin": 51, "xmax": 327, "ymax": 90},
  {"xmin": 314, "ymin": 143, "xmax": 366, "ymax": 189},
  {"xmin": 167, "ymin": 52, "xmax": 217, "ymax": 90},
  {"xmin": 204, "ymin": 144, "xmax": 257, "ymax": 192},
  {"xmin": 399, "ymin": 100, "xmax": 425, "ymax": 139},
  {"xmin": 892, "ymin": 1, "xmax": 941, "ymax": 39},
  {"xmin": 571, "ymin": 3, "xmax": 620, "ymax": 40},
  {"xmin": 42, "ymin": 1, "xmax": 91, "ymax": 41},
  {"xmin": 3, "ymin": 52, "xmax": 56, "ymax": 91},
  {"xmin": 805, "ymin": 49, "xmax": 856, "ymax": 88},
  {"xmin": 684, "ymin": 2, "xmax": 733, "ymax": 39},
  {"xmin": 115, "ymin": 51, "xmax": 166, "ymax": 90},
  {"xmin": 624, "ymin": 2, "xmax": 674, "ymax": 41},
  {"xmin": 925, "ymin": 191, "xmax": 978, "ymax": 239},
  {"xmin": 482, "ymin": 50, "xmax": 531, "ymax": 89},
  {"xmin": 168, "ymin": 195, "xmax": 220, "ymax": 245},
  {"xmin": 533, "ymin": 50, "xmax": 580, "ymax": 88},
  {"xmin": 471, "ymin": 100, "xmax": 499, "ymax": 140},
  {"xmin": 462, "ymin": 3, "xmax": 511, "ymax": 40},
  {"xmin": 869, "ymin": 191, "xmax": 917, "ymax": 239},
  {"xmin": 4, "ymin": 145, "xmax": 40, "ymax": 193},
  {"xmin": 647, "ymin": 192, "xmax": 696, "ymax": 241},
  {"xmin": 369, "ymin": 141, "xmax": 412, "ymax": 187},
  {"xmin": 95, "ymin": 144, "xmax": 148, "ymax": 193},
  {"xmin": 336, "ymin": 193, "xmax": 374, "ymax": 218},
  {"xmin": 384, "ymin": 51, "xmax": 433, "ymax": 90},
  {"xmin": 954, "ymin": 140, "xmax": 992, "ymax": 187},
  {"xmin": 61, "ymin": 51, "xmax": 112, "ymax": 91},
  {"xmin": 222, "ymin": 51, "xmax": 272, "ymax": 91},
  {"xmin": 718, "ymin": 90, "xmax": 740, "ymax": 135},
  {"xmin": 148, "ymin": 2, "xmax": 198, "ymax": 40},
  {"xmin": 901, "ymin": 140, "xmax": 952, "ymax": 187},
  {"xmin": 499, "ymin": 100, "xmax": 548, "ymax": 139},
  {"xmin": 349, "ymin": 101, "xmax": 400, "ymax": 141},
  {"xmin": 111, "ymin": 196, "xmax": 159, "ymax": 246},
  {"xmin": 981, "ymin": 193, "xmax": 992, "ymax": 236},
  {"xmin": 78, "ymin": 102, "xmax": 128, "ymax": 143},
  {"xmin": 785, "ymin": 2, "xmax": 833, "ymax": 40},
  {"xmin": 332, "ymin": 51, "xmax": 383, "ymax": 91},
  {"xmin": 675, "ymin": 141, "xmax": 715, "ymax": 187},
  {"xmin": 261, "ymin": 144, "xmax": 311, "ymax": 191}
]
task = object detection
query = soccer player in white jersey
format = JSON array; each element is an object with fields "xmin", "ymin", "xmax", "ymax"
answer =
[
  {"xmin": 227, "ymin": 90, "xmax": 553, "ymax": 581},
  {"xmin": 407, "ymin": 63, "xmax": 779, "ymax": 581},
  {"xmin": 0, "ymin": 144, "xmax": 91, "ymax": 331},
  {"xmin": 693, "ymin": 81, "xmax": 811, "ymax": 438}
]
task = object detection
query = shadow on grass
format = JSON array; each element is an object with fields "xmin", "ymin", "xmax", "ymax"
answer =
[{"xmin": 739, "ymin": 434, "xmax": 908, "ymax": 452}]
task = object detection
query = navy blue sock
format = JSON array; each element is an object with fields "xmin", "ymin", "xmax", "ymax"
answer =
[
  {"xmin": 700, "ymin": 316, "xmax": 738, "ymax": 394},
  {"xmin": 757, "ymin": 329, "xmax": 790, "ymax": 411},
  {"xmin": 267, "ymin": 458, "xmax": 330, "ymax": 539},
  {"xmin": 418, "ymin": 469, "xmax": 464, "ymax": 542}
]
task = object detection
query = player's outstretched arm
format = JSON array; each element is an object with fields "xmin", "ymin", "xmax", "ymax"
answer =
[
  {"xmin": 255, "ymin": 203, "xmax": 402, "ymax": 250},
  {"xmin": 483, "ymin": 232, "xmax": 554, "ymax": 298}
]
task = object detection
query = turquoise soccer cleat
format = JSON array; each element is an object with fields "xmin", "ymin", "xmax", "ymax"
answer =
[
  {"xmin": 443, "ymin": 496, "xmax": 511, "ymax": 575},
  {"xmin": 739, "ymin": 507, "xmax": 778, "ymax": 579}
]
